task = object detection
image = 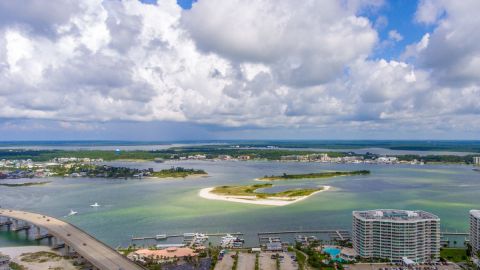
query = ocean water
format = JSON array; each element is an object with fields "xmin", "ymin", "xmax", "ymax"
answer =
[{"xmin": 0, "ymin": 160, "xmax": 478, "ymax": 248}]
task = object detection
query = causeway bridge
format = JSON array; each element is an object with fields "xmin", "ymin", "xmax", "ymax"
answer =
[{"xmin": 0, "ymin": 208, "xmax": 145, "ymax": 270}]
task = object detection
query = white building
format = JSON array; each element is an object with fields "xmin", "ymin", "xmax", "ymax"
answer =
[
  {"xmin": 352, "ymin": 209, "xmax": 440, "ymax": 263},
  {"xmin": 376, "ymin": 157, "xmax": 398, "ymax": 163},
  {"xmin": 470, "ymin": 210, "xmax": 480, "ymax": 255},
  {"xmin": 473, "ymin": 157, "xmax": 480, "ymax": 165}
]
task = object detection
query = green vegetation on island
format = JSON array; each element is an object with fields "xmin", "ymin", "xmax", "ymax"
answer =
[
  {"xmin": 259, "ymin": 170, "xmax": 370, "ymax": 181},
  {"xmin": 48, "ymin": 164, "xmax": 206, "ymax": 179},
  {"xmin": 1, "ymin": 143, "xmax": 479, "ymax": 165},
  {"xmin": 20, "ymin": 251, "xmax": 63, "ymax": 263},
  {"xmin": 150, "ymin": 167, "xmax": 207, "ymax": 178},
  {"xmin": 8, "ymin": 262, "xmax": 27, "ymax": 270},
  {"xmin": 0, "ymin": 148, "xmax": 348, "ymax": 162},
  {"xmin": 0, "ymin": 181, "xmax": 51, "ymax": 187},
  {"xmin": 211, "ymin": 183, "xmax": 323, "ymax": 198}
]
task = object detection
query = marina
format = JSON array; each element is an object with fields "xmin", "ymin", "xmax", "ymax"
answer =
[{"xmin": 131, "ymin": 232, "xmax": 244, "ymax": 241}]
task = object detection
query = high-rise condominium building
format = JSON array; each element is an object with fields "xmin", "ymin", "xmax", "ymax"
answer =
[
  {"xmin": 470, "ymin": 210, "xmax": 480, "ymax": 255},
  {"xmin": 352, "ymin": 209, "xmax": 440, "ymax": 263},
  {"xmin": 473, "ymin": 157, "xmax": 480, "ymax": 165}
]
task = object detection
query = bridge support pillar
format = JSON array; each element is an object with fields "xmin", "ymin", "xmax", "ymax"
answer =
[
  {"xmin": 12, "ymin": 219, "xmax": 19, "ymax": 230},
  {"xmin": 25, "ymin": 222, "xmax": 30, "ymax": 236},
  {"xmin": 63, "ymin": 245, "xmax": 70, "ymax": 256},
  {"xmin": 35, "ymin": 226, "xmax": 41, "ymax": 239},
  {"xmin": 6, "ymin": 218, "xmax": 12, "ymax": 230},
  {"xmin": 52, "ymin": 237, "xmax": 58, "ymax": 247}
]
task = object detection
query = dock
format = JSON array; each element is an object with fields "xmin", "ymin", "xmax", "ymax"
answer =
[
  {"xmin": 258, "ymin": 229, "xmax": 350, "ymax": 235},
  {"xmin": 441, "ymin": 231, "xmax": 469, "ymax": 236},
  {"xmin": 131, "ymin": 232, "xmax": 243, "ymax": 241}
]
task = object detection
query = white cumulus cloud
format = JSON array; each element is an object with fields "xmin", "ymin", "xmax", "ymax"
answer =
[{"xmin": 0, "ymin": 0, "xmax": 478, "ymax": 137}]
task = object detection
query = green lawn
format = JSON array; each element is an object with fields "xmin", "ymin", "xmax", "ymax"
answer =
[
  {"xmin": 440, "ymin": 248, "xmax": 468, "ymax": 262},
  {"xmin": 211, "ymin": 184, "xmax": 322, "ymax": 198}
]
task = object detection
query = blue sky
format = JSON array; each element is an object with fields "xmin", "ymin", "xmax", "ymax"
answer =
[{"xmin": 0, "ymin": 0, "xmax": 479, "ymax": 140}]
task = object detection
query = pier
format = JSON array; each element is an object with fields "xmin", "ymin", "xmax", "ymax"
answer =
[
  {"xmin": 441, "ymin": 231, "xmax": 469, "ymax": 236},
  {"xmin": 131, "ymin": 232, "xmax": 243, "ymax": 241},
  {"xmin": 258, "ymin": 229, "xmax": 350, "ymax": 235}
]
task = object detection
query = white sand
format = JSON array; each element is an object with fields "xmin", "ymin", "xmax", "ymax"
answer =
[
  {"xmin": 198, "ymin": 186, "xmax": 331, "ymax": 206},
  {"xmin": 0, "ymin": 246, "xmax": 78, "ymax": 270}
]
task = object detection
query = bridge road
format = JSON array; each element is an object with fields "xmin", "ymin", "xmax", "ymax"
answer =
[{"xmin": 0, "ymin": 209, "xmax": 145, "ymax": 270}]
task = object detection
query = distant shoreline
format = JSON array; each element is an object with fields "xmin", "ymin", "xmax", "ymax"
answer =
[
  {"xmin": 198, "ymin": 186, "xmax": 331, "ymax": 206},
  {"xmin": 257, "ymin": 170, "xmax": 370, "ymax": 181}
]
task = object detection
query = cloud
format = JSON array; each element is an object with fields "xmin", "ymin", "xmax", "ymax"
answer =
[
  {"xmin": 0, "ymin": 0, "xmax": 478, "ymax": 138},
  {"xmin": 388, "ymin": 30, "xmax": 403, "ymax": 42},
  {"xmin": 415, "ymin": 0, "xmax": 445, "ymax": 25},
  {"xmin": 411, "ymin": 0, "xmax": 480, "ymax": 87},
  {"xmin": 373, "ymin": 15, "xmax": 388, "ymax": 30},
  {"xmin": 182, "ymin": 0, "xmax": 378, "ymax": 87}
]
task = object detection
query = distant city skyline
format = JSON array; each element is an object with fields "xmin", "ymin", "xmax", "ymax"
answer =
[{"xmin": 0, "ymin": 0, "xmax": 479, "ymax": 140}]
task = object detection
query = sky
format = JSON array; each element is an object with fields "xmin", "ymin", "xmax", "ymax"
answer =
[{"xmin": 0, "ymin": 0, "xmax": 479, "ymax": 141}]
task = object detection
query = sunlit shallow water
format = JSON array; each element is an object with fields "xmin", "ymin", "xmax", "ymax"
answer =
[{"xmin": 1, "ymin": 160, "xmax": 478, "ymax": 247}]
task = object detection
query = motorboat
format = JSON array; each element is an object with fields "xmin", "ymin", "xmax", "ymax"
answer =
[
  {"xmin": 220, "ymin": 234, "xmax": 244, "ymax": 248},
  {"xmin": 193, "ymin": 233, "xmax": 209, "ymax": 244},
  {"xmin": 90, "ymin": 202, "xmax": 100, "ymax": 207}
]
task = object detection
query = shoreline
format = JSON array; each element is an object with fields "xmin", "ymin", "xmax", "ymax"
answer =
[
  {"xmin": 198, "ymin": 186, "xmax": 331, "ymax": 206},
  {"xmin": 0, "ymin": 246, "xmax": 77, "ymax": 270},
  {"xmin": 145, "ymin": 173, "xmax": 209, "ymax": 180}
]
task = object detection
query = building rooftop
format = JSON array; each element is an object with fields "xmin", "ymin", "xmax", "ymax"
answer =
[
  {"xmin": 353, "ymin": 209, "xmax": 439, "ymax": 222},
  {"xmin": 470, "ymin": 210, "xmax": 480, "ymax": 218},
  {"xmin": 134, "ymin": 247, "xmax": 197, "ymax": 259}
]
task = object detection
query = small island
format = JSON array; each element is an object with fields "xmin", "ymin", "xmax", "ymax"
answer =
[
  {"xmin": 0, "ymin": 181, "xmax": 51, "ymax": 187},
  {"xmin": 149, "ymin": 167, "xmax": 207, "ymax": 178},
  {"xmin": 0, "ymin": 164, "xmax": 207, "ymax": 180},
  {"xmin": 198, "ymin": 183, "xmax": 330, "ymax": 206},
  {"xmin": 258, "ymin": 170, "xmax": 370, "ymax": 181},
  {"xmin": 48, "ymin": 165, "xmax": 207, "ymax": 179}
]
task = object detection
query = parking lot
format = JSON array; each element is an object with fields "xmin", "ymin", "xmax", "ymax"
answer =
[
  {"xmin": 345, "ymin": 262, "xmax": 461, "ymax": 270},
  {"xmin": 258, "ymin": 252, "xmax": 277, "ymax": 270},
  {"xmin": 237, "ymin": 253, "xmax": 256, "ymax": 270},
  {"xmin": 215, "ymin": 251, "xmax": 299, "ymax": 270},
  {"xmin": 258, "ymin": 251, "xmax": 298, "ymax": 270},
  {"xmin": 214, "ymin": 253, "xmax": 234, "ymax": 270},
  {"xmin": 279, "ymin": 252, "xmax": 298, "ymax": 270}
]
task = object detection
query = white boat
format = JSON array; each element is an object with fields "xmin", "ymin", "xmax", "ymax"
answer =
[
  {"xmin": 68, "ymin": 209, "xmax": 78, "ymax": 216},
  {"xmin": 221, "ymin": 234, "xmax": 241, "ymax": 248},
  {"xmin": 156, "ymin": 234, "xmax": 167, "ymax": 240},
  {"xmin": 193, "ymin": 233, "xmax": 209, "ymax": 244},
  {"xmin": 90, "ymin": 202, "xmax": 100, "ymax": 207}
]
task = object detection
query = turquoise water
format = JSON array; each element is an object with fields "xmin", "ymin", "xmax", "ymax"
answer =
[
  {"xmin": 1, "ymin": 160, "xmax": 479, "ymax": 248},
  {"xmin": 323, "ymin": 247, "xmax": 343, "ymax": 262}
]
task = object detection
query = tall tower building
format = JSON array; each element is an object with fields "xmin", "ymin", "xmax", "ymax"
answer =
[
  {"xmin": 470, "ymin": 210, "xmax": 480, "ymax": 255},
  {"xmin": 352, "ymin": 209, "xmax": 440, "ymax": 262}
]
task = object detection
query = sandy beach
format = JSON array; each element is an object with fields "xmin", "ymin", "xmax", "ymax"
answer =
[
  {"xmin": 198, "ymin": 186, "xmax": 331, "ymax": 206},
  {"xmin": 0, "ymin": 246, "xmax": 78, "ymax": 270}
]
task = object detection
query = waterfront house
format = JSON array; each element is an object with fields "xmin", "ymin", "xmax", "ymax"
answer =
[
  {"xmin": 131, "ymin": 247, "xmax": 197, "ymax": 264},
  {"xmin": 266, "ymin": 242, "xmax": 283, "ymax": 252}
]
